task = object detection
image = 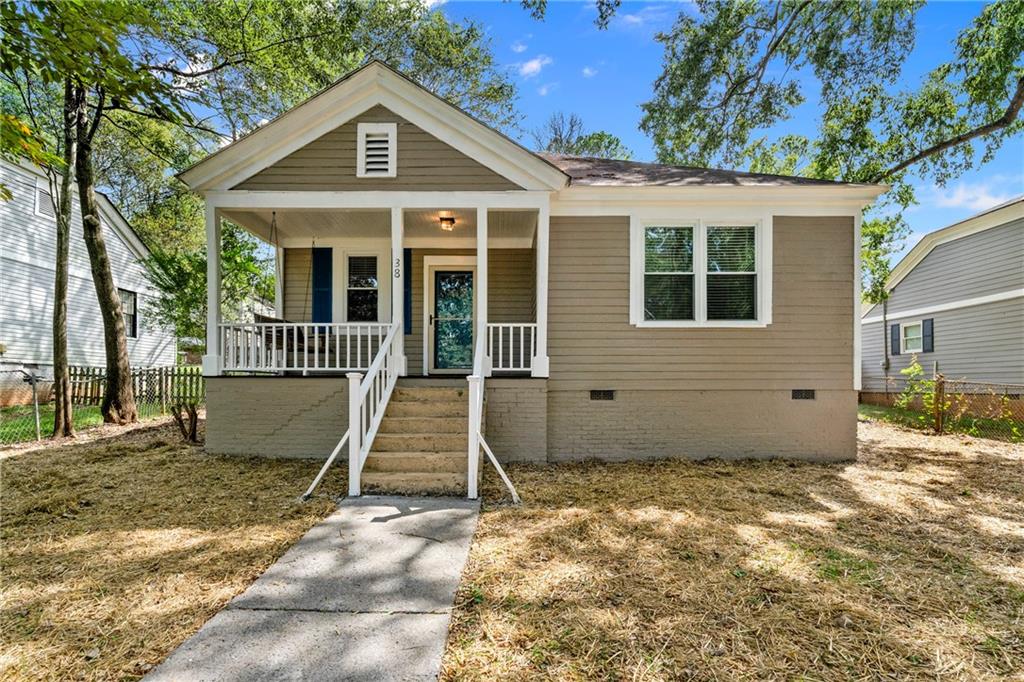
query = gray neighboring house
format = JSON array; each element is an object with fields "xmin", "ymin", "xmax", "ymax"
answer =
[
  {"xmin": 861, "ymin": 196, "xmax": 1024, "ymax": 394},
  {"xmin": 0, "ymin": 160, "xmax": 177, "ymax": 405}
]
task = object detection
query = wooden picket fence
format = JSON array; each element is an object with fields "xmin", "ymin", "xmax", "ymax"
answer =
[{"xmin": 69, "ymin": 365, "xmax": 204, "ymax": 408}]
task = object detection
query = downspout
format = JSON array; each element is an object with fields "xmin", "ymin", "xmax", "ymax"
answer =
[{"xmin": 882, "ymin": 299, "xmax": 890, "ymax": 400}]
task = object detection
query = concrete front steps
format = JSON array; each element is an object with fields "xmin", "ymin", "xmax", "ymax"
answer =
[{"xmin": 362, "ymin": 381, "xmax": 471, "ymax": 496}]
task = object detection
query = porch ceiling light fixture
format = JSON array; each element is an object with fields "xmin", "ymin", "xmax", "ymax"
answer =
[{"xmin": 439, "ymin": 212, "xmax": 456, "ymax": 231}]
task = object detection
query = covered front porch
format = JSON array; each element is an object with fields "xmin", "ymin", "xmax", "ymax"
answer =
[{"xmin": 203, "ymin": 192, "xmax": 551, "ymax": 380}]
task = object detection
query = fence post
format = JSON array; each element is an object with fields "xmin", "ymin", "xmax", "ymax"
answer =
[
  {"xmin": 933, "ymin": 374, "xmax": 945, "ymax": 435},
  {"xmin": 30, "ymin": 371, "xmax": 40, "ymax": 441},
  {"xmin": 347, "ymin": 372, "xmax": 363, "ymax": 497}
]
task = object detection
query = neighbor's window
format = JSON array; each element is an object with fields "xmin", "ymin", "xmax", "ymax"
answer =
[
  {"xmin": 347, "ymin": 256, "xmax": 378, "ymax": 321},
  {"xmin": 901, "ymin": 322, "xmax": 923, "ymax": 353},
  {"xmin": 706, "ymin": 225, "xmax": 756, "ymax": 320},
  {"xmin": 643, "ymin": 226, "xmax": 694, "ymax": 321},
  {"xmin": 632, "ymin": 219, "xmax": 767, "ymax": 327},
  {"xmin": 119, "ymin": 288, "xmax": 137, "ymax": 338}
]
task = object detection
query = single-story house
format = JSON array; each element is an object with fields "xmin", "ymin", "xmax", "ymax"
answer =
[
  {"xmin": 179, "ymin": 61, "xmax": 885, "ymax": 497},
  {"xmin": 861, "ymin": 196, "xmax": 1024, "ymax": 396},
  {"xmin": 0, "ymin": 160, "xmax": 177, "ymax": 406}
]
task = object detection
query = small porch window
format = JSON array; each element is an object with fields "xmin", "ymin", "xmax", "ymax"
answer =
[{"xmin": 347, "ymin": 255, "xmax": 379, "ymax": 322}]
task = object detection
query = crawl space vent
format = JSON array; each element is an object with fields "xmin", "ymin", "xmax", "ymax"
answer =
[
  {"xmin": 791, "ymin": 389, "xmax": 815, "ymax": 400},
  {"xmin": 590, "ymin": 389, "xmax": 615, "ymax": 401}
]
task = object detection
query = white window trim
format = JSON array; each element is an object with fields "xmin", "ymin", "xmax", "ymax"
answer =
[
  {"xmin": 356, "ymin": 122, "xmax": 397, "ymax": 178},
  {"xmin": 900, "ymin": 320, "xmax": 924, "ymax": 354},
  {"xmin": 629, "ymin": 216, "xmax": 772, "ymax": 328},
  {"xmin": 119, "ymin": 287, "xmax": 139, "ymax": 339},
  {"xmin": 342, "ymin": 252, "xmax": 383, "ymax": 323},
  {"xmin": 34, "ymin": 178, "xmax": 55, "ymax": 218}
]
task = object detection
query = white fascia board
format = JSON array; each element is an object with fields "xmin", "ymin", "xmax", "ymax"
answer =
[
  {"xmin": 882, "ymin": 199, "xmax": 1024, "ymax": 294},
  {"xmin": 551, "ymin": 184, "xmax": 885, "ymax": 216}
]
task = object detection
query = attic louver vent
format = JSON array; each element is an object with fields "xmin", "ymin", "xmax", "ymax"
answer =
[{"xmin": 357, "ymin": 122, "xmax": 397, "ymax": 178}]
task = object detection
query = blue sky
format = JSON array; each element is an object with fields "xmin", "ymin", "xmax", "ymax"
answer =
[{"xmin": 436, "ymin": 0, "xmax": 1024, "ymax": 264}]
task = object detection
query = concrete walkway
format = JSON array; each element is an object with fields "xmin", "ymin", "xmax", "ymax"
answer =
[{"xmin": 146, "ymin": 496, "xmax": 480, "ymax": 681}]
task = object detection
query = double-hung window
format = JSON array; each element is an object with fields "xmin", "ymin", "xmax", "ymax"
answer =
[
  {"xmin": 346, "ymin": 255, "xmax": 379, "ymax": 322},
  {"xmin": 119, "ymin": 288, "xmax": 138, "ymax": 338},
  {"xmin": 632, "ymin": 218, "xmax": 769, "ymax": 327},
  {"xmin": 901, "ymin": 322, "xmax": 923, "ymax": 353}
]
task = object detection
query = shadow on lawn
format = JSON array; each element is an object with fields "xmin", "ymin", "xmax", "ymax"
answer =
[
  {"xmin": 0, "ymin": 419, "xmax": 348, "ymax": 681},
  {"xmin": 444, "ymin": 423, "xmax": 1024, "ymax": 680}
]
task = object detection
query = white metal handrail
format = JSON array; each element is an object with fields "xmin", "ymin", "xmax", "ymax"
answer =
[
  {"xmin": 220, "ymin": 322, "xmax": 390, "ymax": 373},
  {"xmin": 347, "ymin": 322, "xmax": 402, "ymax": 496},
  {"xmin": 467, "ymin": 331, "xmax": 519, "ymax": 502},
  {"xmin": 487, "ymin": 323, "xmax": 536, "ymax": 372}
]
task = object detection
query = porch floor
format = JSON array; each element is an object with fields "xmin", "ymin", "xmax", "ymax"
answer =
[{"xmin": 145, "ymin": 496, "xmax": 479, "ymax": 682}]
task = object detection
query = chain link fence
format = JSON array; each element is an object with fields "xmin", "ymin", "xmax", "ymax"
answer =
[
  {"xmin": 1, "ymin": 366, "xmax": 204, "ymax": 446},
  {"xmin": 860, "ymin": 375, "xmax": 1024, "ymax": 443}
]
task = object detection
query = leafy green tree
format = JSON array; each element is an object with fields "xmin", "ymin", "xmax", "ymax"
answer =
[
  {"xmin": 532, "ymin": 112, "xmax": 633, "ymax": 159},
  {"xmin": 639, "ymin": 0, "xmax": 1024, "ymax": 303},
  {"xmin": 144, "ymin": 225, "xmax": 274, "ymax": 350}
]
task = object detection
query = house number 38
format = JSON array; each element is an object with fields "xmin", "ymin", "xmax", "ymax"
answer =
[{"xmin": 394, "ymin": 257, "xmax": 401, "ymax": 278}]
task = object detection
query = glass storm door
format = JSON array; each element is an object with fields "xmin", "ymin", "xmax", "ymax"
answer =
[{"xmin": 433, "ymin": 271, "xmax": 474, "ymax": 370}]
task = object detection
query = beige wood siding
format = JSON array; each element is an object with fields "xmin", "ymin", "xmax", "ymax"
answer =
[
  {"xmin": 234, "ymin": 105, "xmax": 522, "ymax": 191},
  {"xmin": 547, "ymin": 215, "xmax": 855, "ymax": 390},
  {"xmin": 283, "ymin": 248, "xmax": 312, "ymax": 322},
  {"xmin": 406, "ymin": 248, "xmax": 534, "ymax": 375}
]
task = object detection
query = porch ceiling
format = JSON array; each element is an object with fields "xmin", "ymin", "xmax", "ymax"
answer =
[{"xmin": 221, "ymin": 207, "xmax": 538, "ymax": 246}]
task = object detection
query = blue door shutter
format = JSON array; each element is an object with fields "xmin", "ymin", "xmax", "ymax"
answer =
[
  {"xmin": 311, "ymin": 247, "xmax": 332, "ymax": 323},
  {"xmin": 890, "ymin": 323, "xmax": 900, "ymax": 356},
  {"xmin": 922, "ymin": 318, "xmax": 934, "ymax": 353},
  {"xmin": 403, "ymin": 248, "xmax": 413, "ymax": 335}
]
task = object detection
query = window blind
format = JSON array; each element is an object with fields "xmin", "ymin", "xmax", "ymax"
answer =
[
  {"xmin": 707, "ymin": 226, "xmax": 756, "ymax": 320},
  {"xmin": 644, "ymin": 226, "xmax": 694, "ymax": 321}
]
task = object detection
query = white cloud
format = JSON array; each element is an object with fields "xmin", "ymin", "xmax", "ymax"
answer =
[
  {"xmin": 929, "ymin": 177, "xmax": 1022, "ymax": 212},
  {"xmin": 511, "ymin": 40, "xmax": 527, "ymax": 53},
  {"xmin": 614, "ymin": 4, "xmax": 677, "ymax": 29},
  {"xmin": 518, "ymin": 55, "xmax": 552, "ymax": 79},
  {"xmin": 538, "ymin": 82, "xmax": 559, "ymax": 96},
  {"xmin": 582, "ymin": 66, "xmax": 598, "ymax": 78},
  {"xmin": 424, "ymin": 0, "xmax": 447, "ymax": 6}
]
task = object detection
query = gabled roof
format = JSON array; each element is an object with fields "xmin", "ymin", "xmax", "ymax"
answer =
[
  {"xmin": 540, "ymin": 154, "xmax": 876, "ymax": 188},
  {"xmin": 178, "ymin": 60, "xmax": 569, "ymax": 192},
  {"xmin": 882, "ymin": 195, "xmax": 1024, "ymax": 296}
]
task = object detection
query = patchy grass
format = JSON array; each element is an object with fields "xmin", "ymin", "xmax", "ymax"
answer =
[
  {"xmin": 859, "ymin": 403, "xmax": 1024, "ymax": 444},
  {"xmin": 0, "ymin": 419, "xmax": 344, "ymax": 680},
  {"xmin": 443, "ymin": 421, "xmax": 1024, "ymax": 680},
  {"xmin": 1, "ymin": 404, "xmax": 106, "ymax": 445}
]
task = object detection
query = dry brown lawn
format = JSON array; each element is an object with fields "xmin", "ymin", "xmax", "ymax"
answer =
[
  {"xmin": 443, "ymin": 420, "xmax": 1024, "ymax": 681},
  {"xmin": 0, "ymin": 419, "xmax": 344, "ymax": 681}
]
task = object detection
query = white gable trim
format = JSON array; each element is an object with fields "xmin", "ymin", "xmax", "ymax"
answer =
[
  {"xmin": 179, "ymin": 62, "xmax": 568, "ymax": 192},
  {"xmin": 881, "ymin": 197, "xmax": 1024, "ymax": 297}
]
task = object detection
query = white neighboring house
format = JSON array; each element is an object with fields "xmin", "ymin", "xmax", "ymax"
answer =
[{"xmin": 0, "ymin": 159, "xmax": 177, "ymax": 405}]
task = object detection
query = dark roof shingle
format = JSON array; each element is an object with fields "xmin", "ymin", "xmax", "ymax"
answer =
[{"xmin": 538, "ymin": 153, "xmax": 869, "ymax": 188}]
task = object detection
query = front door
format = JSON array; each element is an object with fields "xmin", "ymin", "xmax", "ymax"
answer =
[{"xmin": 432, "ymin": 270, "xmax": 474, "ymax": 371}]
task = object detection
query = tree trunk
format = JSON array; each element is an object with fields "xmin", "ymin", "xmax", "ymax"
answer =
[
  {"xmin": 51, "ymin": 80, "xmax": 78, "ymax": 437},
  {"xmin": 73, "ymin": 85, "xmax": 137, "ymax": 424}
]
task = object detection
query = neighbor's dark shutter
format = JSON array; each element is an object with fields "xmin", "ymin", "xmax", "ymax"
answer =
[
  {"xmin": 890, "ymin": 323, "xmax": 900, "ymax": 356},
  {"xmin": 922, "ymin": 318, "xmax": 934, "ymax": 353},
  {"xmin": 311, "ymin": 247, "xmax": 333, "ymax": 323},
  {"xmin": 403, "ymin": 248, "xmax": 413, "ymax": 335}
]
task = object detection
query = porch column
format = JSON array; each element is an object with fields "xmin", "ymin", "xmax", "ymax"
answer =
[
  {"xmin": 391, "ymin": 207, "xmax": 406, "ymax": 375},
  {"xmin": 202, "ymin": 202, "xmax": 221, "ymax": 376},
  {"xmin": 532, "ymin": 204, "xmax": 550, "ymax": 377},
  {"xmin": 476, "ymin": 207, "xmax": 490, "ymax": 376}
]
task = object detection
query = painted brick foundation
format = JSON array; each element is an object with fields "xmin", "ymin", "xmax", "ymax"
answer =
[
  {"xmin": 484, "ymin": 378, "xmax": 548, "ymax": 463},
  {"xmin": 206, "ymin": 377, "xmax": 348, "ymax": 458},
  {"xmin": 546, "ymin": 389, "xmax": 857, "ymax": 462}
]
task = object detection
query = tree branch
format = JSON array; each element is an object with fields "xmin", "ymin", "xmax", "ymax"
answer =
[{"xmin": 870, "ymin": 75, "xmax": 1024, "ymax": 182}]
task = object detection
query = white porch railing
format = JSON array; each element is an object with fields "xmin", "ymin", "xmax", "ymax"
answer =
[
  {"xmin": 220, "ymin": 322, "xmax": 391, "ymax": 373},
  {"xmin": 301, "ymin": 322, "xmax": 401, "ymax": 500},
  {"xmin": 348, "ymin": 322, "xmax": 402, "ymax": 497},
  {"xmin": 487, "ymin": 323, "xmax": 536, "ymax": 373},
  {"xmin": 468, "ymin": 331, "xmax": 520, "ymax": 503}
]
